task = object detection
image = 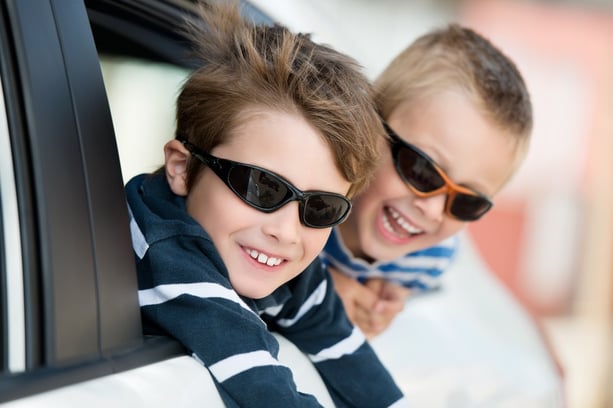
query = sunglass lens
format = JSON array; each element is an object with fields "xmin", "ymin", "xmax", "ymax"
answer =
[
  {"xmin": 396, "ymin": 147, "xmax": 445, "ymax": 193},
  {"xmin": 450, "ymin": 193, "xmax": 492, "ymax": 221},
  {"xmin": 228, "ymin": 165, "xmax": 290, "ymax": 209},
  {"xmin": 225, "ymin": 162, "xmax": 349, "ymax": 227},
  {"xmin": 303, "ymin": 195, "xmax": 350, "ymax": 227}
]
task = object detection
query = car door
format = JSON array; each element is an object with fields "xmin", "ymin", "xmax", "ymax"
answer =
[{"xmin": 0, "ymin": 0, "xmax": 219, "ymax": 404}]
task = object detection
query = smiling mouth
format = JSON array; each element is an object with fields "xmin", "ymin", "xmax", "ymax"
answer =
[
  {"xmin": 244, "ymin": 248, "xmax": 283, "ymax": 266},
  {"xmin": 382, "ymin": 206, "xmax": 424, "ymax": 237}
]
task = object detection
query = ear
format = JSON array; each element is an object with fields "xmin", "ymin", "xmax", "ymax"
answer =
[{"xmin": 164, "ymin": 139, "xmax": 190, "ymax": 196}]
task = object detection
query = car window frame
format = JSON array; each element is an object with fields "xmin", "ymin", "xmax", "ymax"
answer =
[{"xmin": 0, "ymin": 0, "xmax": 178, "ymax": 401}]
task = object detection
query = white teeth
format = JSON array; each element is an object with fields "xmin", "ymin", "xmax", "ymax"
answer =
[
  {"xmin": 245, "ymin": 248, "xmax": 282, "ymax": 266},
  {"xmin": 382, "ymin": 214, "xmax": 393, "ymax": 232},
  {"xmin": 266, "ymin": 257, "xmax": 280, "ymax": 267},
  {"xmin": 386, "ymin": 207, "xmax": 423, "ymax": 235}
]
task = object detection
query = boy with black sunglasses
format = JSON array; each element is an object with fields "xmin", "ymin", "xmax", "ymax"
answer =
[
  {"xmin": 321, "ymin": 24, "xmax": 532, "ymax": 339},
  {"xmin": 125, "ymin": 1, "xmax": 406, "ymax": 407}
]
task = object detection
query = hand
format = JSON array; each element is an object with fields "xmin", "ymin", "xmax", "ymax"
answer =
[
  {"xmin": 360, "ymin": 279, "xmax": 410, "ymax": 338},
  {"xmin": 328, "ymin": 268, "xmax": 410, "ymax": 339},
  {"xmin": 328, "ymin": 267, "xmax": 379, "ymax": 329}
]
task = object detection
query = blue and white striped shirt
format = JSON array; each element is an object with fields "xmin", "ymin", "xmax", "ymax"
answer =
[
  {"xmin": 126, "ymin": 173, "xmax": 408, "ymax": 408},
  {"xmin": 321, "ymin": 228, "xmax": 458, "ymax": 291}
]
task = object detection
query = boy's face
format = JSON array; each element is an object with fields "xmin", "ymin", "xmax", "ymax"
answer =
[
  {"xmin": 339, "ymin": 90, "xmax": 519, "ymax": 262},
  {"xmin": 173, "ymin": 110, "xmax": 349, "ymax": 299}
]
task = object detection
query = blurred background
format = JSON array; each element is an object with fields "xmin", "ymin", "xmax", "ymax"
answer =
[
  {"xmin": 246, "ymin": 0, "xmax": 613, "ymax": 406},
  {"xmin": 104, "ymin": 0, "xmax": 612, "ymax": 406}
]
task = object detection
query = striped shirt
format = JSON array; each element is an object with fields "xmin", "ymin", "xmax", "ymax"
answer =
[
  {"xmin": 321, "ymin": 228, "xmax": 458, "ymax": 291},
  {"xmin": 126, "ymin": 173, "xmax": 408, "ymax": 408}
]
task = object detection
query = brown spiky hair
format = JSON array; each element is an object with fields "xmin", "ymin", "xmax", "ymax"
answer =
[
  {"xmin": 175, "ymin": 0, "xmax": 383, "ymax": 197},
  {"xmin": 375, "ymin": 24, "xmax": 532, "ymax": 161}
]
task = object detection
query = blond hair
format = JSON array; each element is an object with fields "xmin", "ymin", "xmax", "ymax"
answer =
[{"xmin": 376, "ymin": 24, "xmax": 532, "ymax": 151}]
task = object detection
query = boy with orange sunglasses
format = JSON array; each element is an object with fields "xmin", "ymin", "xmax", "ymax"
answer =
[{"xmin": 321, "ymin": 24, "xmax": 532, "ymax": 338}]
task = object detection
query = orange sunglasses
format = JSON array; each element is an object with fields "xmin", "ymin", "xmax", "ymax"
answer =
[{"xmin": 384, "ymin": 122, "xmax": 493, "ymax": 221}]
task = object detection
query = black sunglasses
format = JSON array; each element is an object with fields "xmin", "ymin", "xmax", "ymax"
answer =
[
  {"xmin": 181, "ymin": 139, "xmax": 352, "ymax": 228},
  {"xmin": 384, "ymin": 123, "xmax": 493, "ymax": 221}
]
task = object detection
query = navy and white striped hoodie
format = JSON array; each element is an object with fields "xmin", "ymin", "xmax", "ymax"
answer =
[{"xmin": 126, "ymin": 173, "xmax": 408, "ymax": 408}]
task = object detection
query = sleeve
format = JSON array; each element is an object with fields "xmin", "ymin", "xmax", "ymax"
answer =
[
  {"xmin": 137, "ymin": 236, "xmax": 324, "ymax": 408},
  {"xmin": 264, "ymin": 260, "xmax": 409, "ymax": 408}
]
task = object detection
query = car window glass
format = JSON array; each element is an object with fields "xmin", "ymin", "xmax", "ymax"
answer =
[
  {"xmin": 0, "ymin": 76, "xmax": 26, "ymax": 374},
  {"xmin": 99, "ymin": 55, "xmax": 190, "ymax": 183}
]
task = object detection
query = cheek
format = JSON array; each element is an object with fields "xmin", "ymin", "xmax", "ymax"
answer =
[
  {"xmin": 186, "ymin": 177, "xmax": 244, "ymax": 235},
  {"xmin": 371, "ymin": 159, "xmax": 407, "ymax": 197},
  {"xmin": 302, "ymin": 228, "xmax": 333, "ymax": 259},
  {"xmin": 438, "ymin": 217, "xmax": 466, "ymax": 239},
  {"xmin": 352, "ymin": 162, "xmax": 406, "ymax": 216},
  {"xmin": 187, "ymin": 195, "xmax": 223, "ymax": 236}
]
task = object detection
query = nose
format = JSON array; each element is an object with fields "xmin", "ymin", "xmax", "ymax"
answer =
[
  {"xmin": 260, "ymin": 201, "xmax": 302, "ymax": 244},
  {"xmin": 412, "ymin": 192, "xmax": 447, "ymax": 223}
]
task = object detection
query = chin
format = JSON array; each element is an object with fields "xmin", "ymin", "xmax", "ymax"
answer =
[
  {"xmin": 368, "ymin": 239, "xmax": 424, "ymax": 262},
  {"xmin": 237, "ymin": 285, "xmax": 275, "ymax": 300}
]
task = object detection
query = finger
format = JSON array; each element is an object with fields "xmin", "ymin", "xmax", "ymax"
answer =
[
  {"xmin": 353, "ymin": 302, "xmax": 371, "ymax": 325},
  {"xmin": 364, "ymin": 278, "xmax": 385, "ymax": 295},
  {"xmin": 380, "ymin": 281, "xmax": 411, "ymax": 302},
  {"xmin": 375, "ymin": 297, "xmax": 406, "ymax": 314},
  {"xmin": 367, "ymin": 305, "xmax": 395, "ymax": 336},
  {"xmin": 354, "ymin": 302, "xmax": 383, "ymax": 336},
  {"xmin": 352, "ymin": 284, "xmax": 380, "ymax": 312}
]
